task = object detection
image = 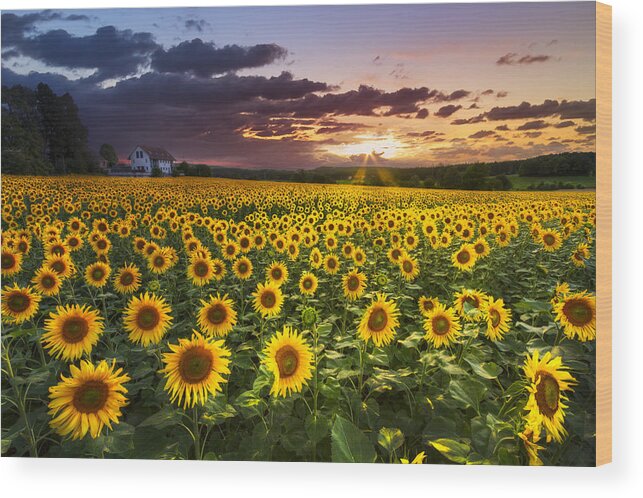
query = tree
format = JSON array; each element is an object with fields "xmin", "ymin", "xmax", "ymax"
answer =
[
  {"xmin": 151, "ymin": 165, "xmax": 163, "ymax": 177},
  {"xmin": 99, "ymin": 144, "xmax": 118, "ymax": 168},
  {"xmin": 1, "ymin": 85, "xmax": 51, "ymax": 175}
]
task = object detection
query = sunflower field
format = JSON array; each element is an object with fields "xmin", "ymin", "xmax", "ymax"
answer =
[{"xmin": 1, "ymin": 176, "xmax": 596, "ymax": 465}]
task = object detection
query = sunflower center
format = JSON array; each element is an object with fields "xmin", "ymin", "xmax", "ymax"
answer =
[
  {"xmin": 7, "ymin": 292, "xmax": 30, "ymax": 313},
  {"xmin": 51, "ymin": 261, "xmax": 65, "ymax": 273},
  {"xmin": 347, "ymin": 276, "xmax": 360, "ymax": 292},
  {"xmin": 62, "ymin": 317, "xmax": 90, "ymax": 343},
  {"xmin": 261, "ymin": 291, "xmax": 277, "ymax": 309},
  {"xmin": 120, "ymin": 272, "xmax": 134, "ymax": 285},
  {"xmin": 136, "ymin": 306, "xmax": 161, "ymax": 330},
  {"xmin": 465, "ymin": 296, "xmax": 480, "ymax": 308},
  {"xmin": 73, "ymin": 381, "xmax": 108, "ymax": 413},
  {"xmin": 432, "ymin": 315, "xmax": 450, "ymax": 335},
  {"xmin": 457, "ymin": 250, "xmax": 471, "ymax": 264},
  {"xmin": 391, "ymin": 249, "xmax": 401, "ymax": 260},
  {"xmin": 402, "ymin": 261, "xmax": 413, "ymax": 273},
  {"xmin": 41, "ymin": 275, "xmax": 56, "ymax": 289},
  {"xmin": 474, "ymin": 243, "xmax": 485, "ymax": 254},
  {"xmin": 535, "ymin": 372, "xmax": 560, "ymax": 418},
  {"xmin": 422, "ymin": 300, "xmax": 434, "ymax": 312},
  {"xmin": 303, "ymin": 278, "xmax": 313, "ymax": 289},
  {"xmin": 272, "ymin": 268, "xmax": 282, "ymax": 280},
  {"xmin": 207, "ymin": 304, "xmax": 227, "ymax": 325},
  {"xmin": 238, "ymin": 262, "xmax": 248, "ymax": 274},
  {"xmin": 194, "ymin": 261, "xmax": 209, "ymax": 277},
  {"xmin": 563, "ymin": 299, "xmax": 593, "ymax": 327},
  {"xmin": 1, "ymin": 253, "xmax": 16, "ymax": 269},
  {"xmin": 275, "ymin": 346, "xmax": 299, "ymax": 378},
  {"xmin": 178, "ymin": 346, "xmax": 213, "ymax": 384},
  {"xmin": 368, "ymin": 308, "xmax": 388, "ymax": 333},
  {"xmin": 327, "ymin": 259, "xmax": 337, "ymax": 269},
  {"xmin": 543, "ymin": 234, "xmax": 556, "ymax": 246},
  {"xmin": 92, "ymin": 268, "xmax": 105, "ymax": 281},
  {"xmin": 154, "ymin": 256, "xmax": 165, "ymax": 267},
  {"xmin": 490, "ymin": 309, "xmax": 501, "ymax": 328},
  {"xmin": 96, "ymin": 240, "xmax": 107, "ymax": 250}
]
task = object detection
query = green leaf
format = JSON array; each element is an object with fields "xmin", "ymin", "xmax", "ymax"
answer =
[
  {"xmin": 305, "ymin": 414, "xmax": 330, "ymax": 444},
  {"xmin": 331, "ymin": 415, "xmax": 377, "ymax": 463},
  {"xmin": 377, "ymin": 427, "xmax": 404, "ymax": 454},
  {"xmin": 464, "ymin": 359, "xmax": 503, "ymax": 379},
  {"xmin": 429, "ymin": 438, "xmax": 470, "ymax": 464},
  {"xmin": 449, "ymin": 378, "xmax": 487, "ymax": 414},
  {"xmin": 138, "ymin": 406, "xmax": 181, "ymax": 429}
]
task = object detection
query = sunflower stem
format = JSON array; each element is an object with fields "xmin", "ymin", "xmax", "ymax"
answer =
[{"xmin": 192, "ymin": 406, "xmax": 202, "ymax": 460}]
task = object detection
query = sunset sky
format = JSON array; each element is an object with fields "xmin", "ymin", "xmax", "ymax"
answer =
[{"xmin": 1, "ymin": 3, "xmax": 597, "ymax": 169}]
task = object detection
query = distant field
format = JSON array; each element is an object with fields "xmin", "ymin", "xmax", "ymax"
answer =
[{"xmin": 508, "ymin": 175, "xmax": 595, "ymax": 190}]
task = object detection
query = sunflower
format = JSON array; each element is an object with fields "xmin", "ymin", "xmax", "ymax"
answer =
[
  {"xmin": 482, "ymin": 297, "xmax": 512, "ymax": 341},
  {"xmin": 310, "ymin": 247, "xmax": 323, "ymax": 269},
  {"xmin": 453, "ymin": 289, "xmax": 487, "ymax": 322},
  {"xmin": 519, "ymin": 428, "xmax": 545, "ymax": 466},
  {"xmin": 299, "ymin": 271, "xmax": 318, "ymax": 296},
  {"xmin": 31, "ymin": 267, "xmax": 63, "ymax": 296},
  {"xmin": 148, "ymin": 248, "xmax": 173, "ymax": 274},
  {"xmin": 48, "ymin": 359, "xmax": 130, "ymax": 440},
  {"xmin": 45, "ymin": 254, "xmax": 75, "ymax": 279},
  {"xmin": 266, "ymin": 261, "xmax": 289, "ymax": 286},
  {"xmin": 1, "ymin": 284, "xmax": 41, "ymax": 324},
  {"xmin": 353, "ymin": 247, "xmax": 366, "ymax": 266},
  {"xmin": 197, "ymin": 294, "xmax": 237, "ymax": 337},
  {"xmin": 452, "ymin": 244, "xmax": 477, "ymax": 272},
  {"xmin": 358, "ymin": 293, "xmax": 400, "ymax": 347},
  {"xmin": 113, "ymin": 263, "xmax": 141, "ymax": 294},
  {"xmin": 323, "ymin": 253, "xmax": 340, "ymax": 275},
  {"xmin": 1, "ymin": 247, "xmax": 23, "ymax": 277},
  {"xmin": 472, "ymin": 237, "xmax": 490, "ymax": 259},
  {"xmin": 222, "ymin": 241, "xmax": 239, "ymax": 260},
  {"xmin": 553, "ymin": 291, "xmax": 596, "ymax": 341},
  {"xmin": 540, "ymin": 229, "xmax": 562, "ymax": 252},
  {"xmin": 232, "ymin": 256, "xmax": 253, "ymax": 280},
  {"xmin": 398, "ymin": 255, "xmax": 420, "ymax": 281},
  {"xmin": 211, "ymin": 258, "xmax": 227, "ymax": 281},
  {"xmin": 123, "ymin": 292, "xmax": 173, "ymax": 345},
  {"xmin": 42, "ymin": 304, "xmax": 104, "ymax": 360},
  {"xmin": 418, "ymin": 295, "xmax": 439, "ymax": 318},
  {"xmin": 187, "ymin": 255, "xmax": 215, "ymax": 286},
  {"xmin": 571, "ymin": 243, "xmax": 591, "ymax": 268},
  {"xmin": 342, "ymin": 268, "xmax": 367, "ymax": 300},
  {"xmin": 84, "ymin": 261, "xmax": 111, "ymax": 288},
  {"xmin": 423, "ymin": 304, "xmax": 461, "ymax": 348},
  {"xmin": 523, "ymin": 350, "xmax": 576, "ymax": 443},
  {"xmin": 161, "ymin": 330, "xmax": 231, "ymax": 409},
  {"xmin": 252, "ymin": 282, "xmax": 284, "ymax": 318},
  {"xmin": 263, "ymin": 326, "xmax": 313, "ymax": 397}
]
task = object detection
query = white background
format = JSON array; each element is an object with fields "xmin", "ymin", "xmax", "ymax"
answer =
[{"xmin": 1, "ymin": 0, "xmax": 641, "ymax": 496}]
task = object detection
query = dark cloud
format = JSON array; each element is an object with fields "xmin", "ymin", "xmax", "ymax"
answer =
[
  {"xmin": 184, "ymin": 19, "xmax": 210, "ymax": 32},
  {"xmin": 524, "ymin": 131, "xmax": 543, "ymax": 138},
  {"xmin": 5, "ymin": 24, "xmax": 157, "ymax": 81},
  {"xmin": 1, "ymin": 11, "xmax": 88, "ymax": 47},
  {"xmin": 469, "ymin": 130, "xmax": 495, "ymax": 139},
  {"xmin": 496, "ymin": 91, "xmax": 508, "ymax": 98},
  {"xmin": 451, "ymin": 115, "xmax": 485, "ymax": 125},
  {"xmin": 481, "ymin": 99, "xmax": 595, "ymax": 122},
  {"xmin": 151, "ymin": 39, "xmax": 288, "ymax": 77},
  {"xmin": 435, "ymin": 104, "xmax": 462, "ymax": 118},
  {"xmin": 496, "ymin": 52, "xmax": 553, "ymax": 65},
  {"xmin": 554, "ymin": 120, "xmax": 576, "ymax": 128},
  {"xmin": 468, "ymin": 103, "xmax": 480, "ymax": 109},
  {"xmin": 481, "ymin": 89, "xmax": 494, "ymax": 96},
  {"xmin": 415, "ymin": 108, "xmax": 429, "ymax": 119},
  {"xmin": 516, "ymin": 119, "xmax": 549, "ymax": 131},
  {"xmin": 444, "ymin": 89, "xmax": 470, "ymax": 101},
  {"xmin": 575, "ymin": 124, "xmax": 596, "ymax": 135},
  {"xmin": 495, "ymin": 124, "xmax": 510, "ymax": 131}
]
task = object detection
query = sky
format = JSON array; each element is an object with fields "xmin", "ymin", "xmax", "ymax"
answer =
[{"xmin": 1, "ymin": 3, "xmax": 597, "ymax": 169}]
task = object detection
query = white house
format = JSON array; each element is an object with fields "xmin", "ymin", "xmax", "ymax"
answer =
[{"xmin": 128, "ymin": 145, "xmax": 176, "ymax": 176}]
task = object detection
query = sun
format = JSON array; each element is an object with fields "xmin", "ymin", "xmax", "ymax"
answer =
[{"xmin": 326, "ymin": 134, "xmax": 404, "ymax": 160}]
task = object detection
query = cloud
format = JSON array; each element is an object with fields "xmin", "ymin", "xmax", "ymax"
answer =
[
  {"xmin": 1, "ymin": 11, "xmax": 89, "ymax": 47},
  {"xmin": 575, "ymin": 124, "xmax": 596, "ymax": 135},
  {"xmin": 151, "ymin": 39, "xmax": 288, "ymax": 77},
  {"xmin": 495, "ymin": 124, "xmax": 510, "ymax": 131},
  {"xmin": 469, "ymin": 130, "xmax": 495, "ymax": 139},
  {"xmin": 481, "ymin": 89, "xmax": 494, "ymax": 96},
  {"xmin": 496, "ymin": 52, "xmax": 553, "ymax": 65},
  {"xmin": 496, "ymin": 91, "xmax": 508, "ymax": 98},
  {"xmin": 516, "ymin": 120, "xmax": 549, "ymax": 131},
  {"xmin": 184, "ymin": 19, "xmax": 210, "ymax": 32},
  {"xmin": 435, "ymin": 104, "xmax": 462, "ymax": 118},
  {"xmin": 4, "ymin": 24, "xmax": 158, "ymax": 81},
  {"xmin": 554, "ymin": 120, "xmax": 576, "ymax": 128},
  {"xmin": 481, "ymin": 99, "xmax": 595, "ymax": 122},
  {"xmin": 524, "ymin": 131, "xmax": 543, "ymax": 138},
  {"xmin": 415, "ymin": 108, "xmax": 429, "ymax": 119},
  {"xmin": 451, "ymin": 115, "xmax": 485, "ymax": 125}
]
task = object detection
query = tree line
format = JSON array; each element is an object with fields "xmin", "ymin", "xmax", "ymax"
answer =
[{"xmin": 2, "ymin": 83, "xmax": 98, "ymax": 175}]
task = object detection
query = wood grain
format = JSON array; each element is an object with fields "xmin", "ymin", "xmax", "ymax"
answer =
[{"xmin": 595, "ymin": 1, "xmax": 612, "ymax": 467}]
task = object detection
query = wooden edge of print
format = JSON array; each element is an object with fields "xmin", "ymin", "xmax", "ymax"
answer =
[{"xmin": 595, "ymin": 1, "xmax": 612, "ymax": 467}]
